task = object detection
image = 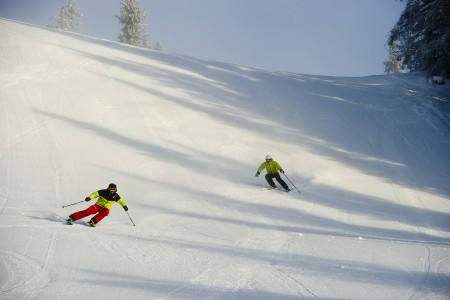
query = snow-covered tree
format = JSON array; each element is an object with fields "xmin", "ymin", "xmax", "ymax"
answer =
[
  {"xmin": 154, "ymin": 41, "xmax": 163, "ymax": 51},
  {"xmin": 384, "ymin": 41, "xmax": 404, "ymax": 74},
  {"xmin": 388, "ymin": 0, "xmax": 450, "ymax": 77},
  {"xmin": 142, "ymin": 26, "xmax": 150, "ymax": 49},
  {"xmin": 54, "ymin": 0, "xmax": 82, "ymax": 32},
  {"xmin": 116, "ymin": 0, "xmax": 150, "ymax": 48}
]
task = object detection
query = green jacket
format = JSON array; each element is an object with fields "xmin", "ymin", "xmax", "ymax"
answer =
[{"xmin": 257, "ymin": 160, "xmax": 283, "ymax": 174}]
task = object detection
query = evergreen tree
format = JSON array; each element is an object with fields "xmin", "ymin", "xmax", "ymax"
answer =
[
  {"xmin": 388, "ymin": 0, "xmax": 450, "ymax": 77},
  {"xmin": 142, "ymin": 26, "xmax": 150, "ymax": 49},
  {"xmin": 384, "ymin": 41, "xmax": 404, "ymax": 74},
  {"xmin": 117, "ymin": 0, "xmax": 150, "ymax": 48},
  {"xmin": 154, "ymin": 41, "xmax": 163, "ymax": 51},
  {"xmin": 54, "ymin": 0, "xmax": 82, "ymax": 32}
]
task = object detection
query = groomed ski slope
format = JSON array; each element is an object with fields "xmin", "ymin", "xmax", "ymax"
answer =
[{"xmin": 1, "ymin": 18, "xmax": 449, "ymax": 299}]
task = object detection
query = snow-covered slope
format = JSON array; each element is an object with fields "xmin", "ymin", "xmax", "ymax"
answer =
[{"xmin": 1, "ymin": 18, "xmax": 449, "ymax": 299}]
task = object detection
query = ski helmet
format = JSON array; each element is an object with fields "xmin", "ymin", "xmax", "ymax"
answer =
[
  {"xmin": 108, "ymin": 183, "xmax": 117, "ymax": 191},
  {"xmin": 265, "ymin": 155, "xmax": 273, "ymax": 161}
]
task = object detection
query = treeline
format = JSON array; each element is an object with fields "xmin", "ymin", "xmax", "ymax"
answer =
[
  {"xmin": 385, "ymin": 0, "xmax": 449, "ymax": 80},
  {"xmin": 51, "ymin": 0, "xmax": 449, "ymax": 80},
  {"xmin": 49, "ymin": 0, "xmax": 162, "ymax": 51}
]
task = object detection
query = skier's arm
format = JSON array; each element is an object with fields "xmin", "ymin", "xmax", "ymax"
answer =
[
  {"xmin": 86, "ymin": 191, "xmax": 99, "ymax": 201},
  {"xmin": 255, "ymin": 162, "xmax": 266, "ymax": 177},
  {"xmin": 118, "ymin": 198, "xmax": 128, "ymax": 211},
  {"xmin": 274, "ymin": 162, "xmax": 283, "ymax": 172},
  {"xmin": 257, "ymin": 162, "xmax": 267, "ymax": 173}
]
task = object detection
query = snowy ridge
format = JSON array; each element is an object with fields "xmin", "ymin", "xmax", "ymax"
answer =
[{"xmin": 0, "ymin": 18, "xmax": 449, "ymax": 299}]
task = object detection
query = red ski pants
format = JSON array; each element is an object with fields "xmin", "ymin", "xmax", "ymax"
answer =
[{"xmin": 73, "ymin": 204, "xmax": 109, "ymax": 223}]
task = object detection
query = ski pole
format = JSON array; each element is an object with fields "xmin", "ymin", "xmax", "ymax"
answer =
[
  {"xmin": 283, "ymin": 173, "xmax": 301, "ymax": 194},
  {"xmin": 126, "ymin": 211, "xmax": 136, "ymax": 226},
  {"xmin": 62, "ymin": 200, "xmax": 85, "ymax": 208}
]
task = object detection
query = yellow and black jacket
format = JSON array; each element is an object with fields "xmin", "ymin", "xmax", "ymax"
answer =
[{"xmin": 87, "ymin": 189, "xmax": 127, "ymax": 210}]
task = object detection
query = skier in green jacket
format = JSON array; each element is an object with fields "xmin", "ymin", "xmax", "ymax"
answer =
[{"xmin": 255, "ymin": 155, "xmax": 290, "ymax": 191}]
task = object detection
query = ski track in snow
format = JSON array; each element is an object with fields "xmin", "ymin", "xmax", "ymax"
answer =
[{"xmin": 0, "ymin": 250, "xmax": 51, "ymax": 299}]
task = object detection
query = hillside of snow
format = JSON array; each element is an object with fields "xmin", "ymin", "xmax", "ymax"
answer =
[{"xmin": 1, "ymin": 18, "xmax": 449, "ymax": 299}]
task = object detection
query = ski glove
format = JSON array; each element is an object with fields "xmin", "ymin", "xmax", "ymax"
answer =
[
  {"xmin": 280, "ymin": 169, "xmax": 285, "ymax": 174},
  {"xmin": 85, "ymin": 197, "xmax": 91, "ymax": 202},
  {"xmin": 123, "ymin": 205, "xmax": 128, "ymax": 211},
  {"xmin": 255, "ymin": 171, "xmax": 260, "ymax": 177}
]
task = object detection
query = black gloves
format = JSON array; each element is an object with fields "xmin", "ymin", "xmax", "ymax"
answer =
[
  {"xmin": 280, "ymin": 169, "xmax": 285, "ymax": 174},
  {"xmin": 255, "ymin": 171, "xmax": 260, "ymax": 177},
  {"xmin": 123, "ymin": 205, "xmax": 128, "ymax": 211},
  {"xmin": 85, "ymin": 197, "xmax": 91, "ymax": 202}
]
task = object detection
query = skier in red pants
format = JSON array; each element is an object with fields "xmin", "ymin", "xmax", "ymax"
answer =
[{"xmin": 67, "ymin": 183, "xmax": 128, "ymax": 227}]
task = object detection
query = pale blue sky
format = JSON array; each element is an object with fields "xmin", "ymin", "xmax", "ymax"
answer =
[{"xmin": 0, "ymin": 0, "xmax": 405, "ymax": 76}]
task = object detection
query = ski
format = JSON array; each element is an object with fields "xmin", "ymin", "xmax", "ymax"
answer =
[
  {"xmin": 262, "ymin": 186, "xmax": 276, "ymax": 191},
  {"xmin": 66, "ymin": 218, "xmax": 96, "ymax": 227},
  {"xmin": 262, "ymin": 186, "xmax": 291, "ymax": 192}
]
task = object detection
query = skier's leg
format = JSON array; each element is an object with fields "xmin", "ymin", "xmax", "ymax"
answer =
[
  {"xmin": 265, "ymin": 173, "xmax": 277, "ymax": 188},
  {"xmin": 72, "ymin": 204, "xmax": 102, "ymax": 220},
  {"xmin": 274, "ymin": 173, "xmax": 289, "ymax": 190},
  {"xmin": 92, "ymin": 208, "xmax": 110, "ymax": 224}
]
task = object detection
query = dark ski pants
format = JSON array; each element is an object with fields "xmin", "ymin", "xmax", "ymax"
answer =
[
  {"xmin": 265, "ymin": 172, "xmax": 289, "ymax": 190},
  {"xmin": 71, "ymin": 204, "xmax": 109, "ymax": 224}
]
